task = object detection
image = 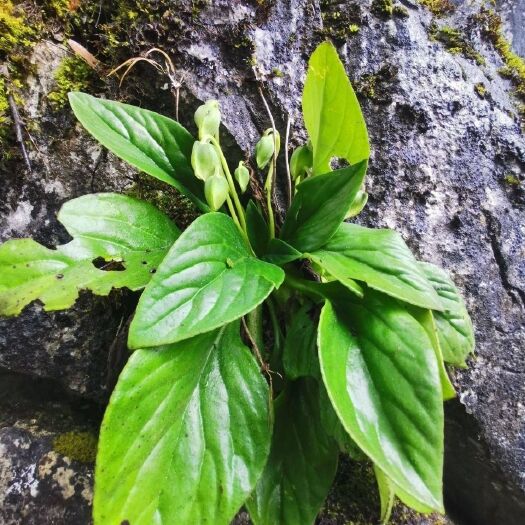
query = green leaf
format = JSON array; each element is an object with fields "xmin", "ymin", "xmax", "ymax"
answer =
[
  {"xmin": 280, "ymin": 162, "xmax": 367, "ymax": 252},
  {"xmin": 318, "ymin": 294, "xmax": 444, "ymax": 512},
  {"xmin": 0, "ymin": 193, "xmax": 179, "ymax": 315},
  {"xmin": 246, "ymin": 200, "xmax": 270, "ymax": 256},
  {"xmin": 302, "ymin": 41, "xmax": 370, "ymax": 175},
  {"xmin": 68, "ymin": 92, "xmax": 209, "ymax": 211},
  {"xmin": 95, "ymin": 322, "xmax": 271, "ymax": 525},
  {"xmin": 374, "ymin": 466, "xmax": 395, "ymax": 525},
  {"xmin": 307, "ymin": 223, "xmax": 443, "ymax": 310},
  {"xmin": 246, "ymin": 378, "xmax": 338, "ymax": 525},
  {"xmin": 128, "ymin": 213, "xmax": 284, "ymax": 348},
  {"xmin": 282, "ymin": 304, "xmax": 319, "ymax": 380},
  {"xmin": 262, "ymin": 238, "xmax": 302, "ymax": 266},
  {"xmin": 419, "ymin": 262, "xmax": 475, "ymax": 366}
]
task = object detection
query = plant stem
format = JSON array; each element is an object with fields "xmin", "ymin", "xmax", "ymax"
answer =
[
  {"xmin": 265, "ymin": 163, "xmax": 276, "ymax": 238},
  {"xmin": 209, "ymin": 136, "xmax": 247, "ymax": 232},
  {"xmin": 246, "ymin": 306, "xmax": 264, "ymax": 358}
]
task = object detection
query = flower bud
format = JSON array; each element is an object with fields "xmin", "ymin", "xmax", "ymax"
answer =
[
  {"xmin": 290, "ymin": 144, "xmax": 313, "ymax": 180},
  {"xmin": 194, "ymin": 100, "xmax": 221, "ymax": 140},
  {"xmin": 191, "ymin": 140, "xmax": 221, "ymax": 181},
  {"xmin": 234, "ymin": 161, "xmax": 250, "ymax": 193},
  {"xmin": 205, "ymin": 174, "xmax": 229, "ymax": 211},
  {"xmin": 255, "ymin": 128, "xmax": 280, "ymax": 169}
]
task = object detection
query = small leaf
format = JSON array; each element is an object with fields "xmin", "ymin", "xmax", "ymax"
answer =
[
  {"xmin": 128, "ymin": 213, "xmax": 284, "ymax": 348},
  {"xmin": 68, "ymin": 92, "xmax": 209, "ymax": 210},
  {"xmin": 374, "ymin": 466, "xmax": 396, "ymax": 525},
  {"xmin": 262, "ymin": 238, "xmax": 302, "ymax": 266},
  {"xmin": 246, "ymin": 378, "xmax": 338, "ymax": 525},
  {"xmin": 95, "ymin": 322, "xmax": 271, "ymax": 525},
  {"xmin": 0, "ymin": 193, "xmax": 179, "ymax": 315},
  {"xmin": 282, "ymin": 304, "xmax": 319, "ymax": 380},
  {"xmin": 280, "ymin": 162, "xmax": 367, "ymax": 252},
  {"xmin": 419, "ymin": 262, "xmax": 475, "ymax": 366},
  {"xmin": 318, "ymin": 294, "xmax": 444, "ymax": 512},
  {"xmin": 308, "ymin": 223, "xmax": 443, "ymax": 310},
  {"xmin": 302, "ymin": 41, "xmax": 370, "ymax": 175}
]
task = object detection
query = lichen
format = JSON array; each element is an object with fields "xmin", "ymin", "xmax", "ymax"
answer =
[
  {"xmin": 474, "ymin": 6, "xmax": 525, "ymax": 121},
  {"xmin": 429, "ymin": 23, "xmax": 486, "ymax": 66},
  {"xmin": 47, "ymin": 56, "xmax": 95, "ymax": 108},
  {"xmin": 53, "ymin": 431, "xmax": 98, "ymax": 463},
  {"xmin": 418, "ymin": 0, "xmax": 456, "ymax": 17}
]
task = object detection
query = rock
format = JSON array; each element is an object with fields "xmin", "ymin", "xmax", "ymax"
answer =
[
  {"xmin": 1, "ymin": 0, "xmax": 524, "ymax": 523},
  {"xmin": 497, "ymin": 0, "xmax": 525, "ymax": 56},
  {"xmin": 0, "ymin": 371, "xmax": 100, "ymax": 525}
]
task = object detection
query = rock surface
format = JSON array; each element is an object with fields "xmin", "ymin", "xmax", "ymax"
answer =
[{"xmin": 1, "ymin": 0, "xmax": 524, "ymax": 523}]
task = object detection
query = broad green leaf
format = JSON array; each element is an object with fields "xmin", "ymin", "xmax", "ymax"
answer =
[
  {"xmin": 246, "ymin": 200, "xmax": 270, "ymax": 257},
  {"xmin": 0, "ymin": 193, "xmax": 179, "ymax": 315},
  {"xmin": 419, "ymin": 262, "xmax": 475, "ymax": 366},
  {"xmin": 282, "ymin": 304, "xmax": 319, "ymax": 380},
  {"xmin": 246, "ymin": 378, "xmax": 338, "ymax": 525},
  {"xmin": 128, "ymin": 213, "xmax": 284, "ymax": 348},
  {"xmin": 307, "ymin": 223, "xmax": 443, "ymax": 310},
  {"xmin": 302, "ymin": 41, "xmax": 370, "ymax": 175},
  {"xmin": 262, "ymin": 238, "xmax": 302, "ymax": 266},
  {"xmin": 280, "ymin": 162, "xmax": 367, "ymax": 252},
  {"xmin": 318, "ymin": 294, "xmax": 444, "ymax": 512},
  {"xmin": 95, "ymin": 322, "xmax": 271, "ymax": 525},
  {"xmin": 68, "ymin": 92, "xmax": 209, "ymax": 211},
  {"xmin": 374, "ymin": 466, "xmax": 395, "ymax": 525}
]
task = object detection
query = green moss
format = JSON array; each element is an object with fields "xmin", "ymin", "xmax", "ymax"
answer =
[
  {"xmin": 393, "ymin": 5, "xmax": 409, "ymax": 18},
  {"xmin": 474, "ymin": 7, "xmax": 525, "ymax": 121},
  {"xmin": 47, "ymin": 56, "xmax": 94, "ymax": 108},
  {"xmin": 355, "ymin": 65, "xmax": 398, "ymax": 104},
  {"xmin": 504, "ymin": 174, "xmax": 521, "ymax": 186},
  {"xmin": 429, "ymin": 23, "xmax": 486, "ymax": 65},
  {"xmin": 0, "ymin": 1, "xmax": 35, "ymax": 55},
  {"xmin": 371, "ymin": 0, "xmax": 393, "ymax": 17},
  {"xmin": 53, "ymin": 431, "xmax": 98, "ymax": 463},
  {"xmin": 0, "ymin": 78, "xmax": 9, "ymax": 143},
  {"xmin": 474, "ymin": 82, "xmax": 488, "ymax": 98},
  {"xmin": 272, "ymin": 67, "xmax": 284, "ymax": 78},
  {"xmin": 418, "ymin": 0, "xmax": 456, "ymax": 17},
  {"xmin": 319, "ymin": 1, "xmax": 363, "ymax": 43}
]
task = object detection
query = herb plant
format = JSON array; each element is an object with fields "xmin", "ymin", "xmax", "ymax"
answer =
[{"xmin": 0, "ymin": 41, "xmax": 474, "ymax": 524}]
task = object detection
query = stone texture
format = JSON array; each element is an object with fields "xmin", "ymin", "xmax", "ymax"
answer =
[{"xmin": 1, "ymin": 0, "xmax": 525, "ymax": 523}]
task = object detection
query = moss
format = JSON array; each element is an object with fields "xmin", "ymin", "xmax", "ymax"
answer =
[
  {"xmin": 474, "ymin": 82, "xmax": 487, "ymax": 98},
  {"xmin": 0, "ymin": 78, "xmax": 10, "ymax": 143},
  {"xmin": 393, "ymin": 5, "xmax": 409, "ymax": 18},
  {"xmin": 418, "ymin": 0, "xmax": 456, "ymax": 17},
  {"xmin": 53, "ymin": 431, "xmax": 98, "ymax": 463},
  {"xmin": 319, "ymin": 1, "xmax": 363, "ymax": 43},
  {"xmin": 504, "ymin": 174, "xmax": 521, "ymax": 186},
  {"xmin": 47, "ymin": 56, "xmax": 95, "ymax": 108},
  {"xmin": 429, "ymin": 23, "xmax": 486, "ymax": 65},
  {"xmin": 355, "ymin": 65, "xmax": 398, "ymax": 104},
  {"xmin": 0, "ymin": 1, "xmax": 35, "ymax": 56},
  {"xmin": 474, "ymin": 7, "xmax": 525, "ymax": 121},
  {"xmin": 126, "ymin": 173, "xmax": 199, "ymax": 230},
  {"xmin": 371, "ymin": 0, "xmax": 393, "ymax": 17}
]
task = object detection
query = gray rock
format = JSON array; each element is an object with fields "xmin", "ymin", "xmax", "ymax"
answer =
[
  {"xmin": 0, "ymin": 372, "xmax": 99, "ymax": 525},
  {"xmin": 1, "ymin": 0, "xmax": 524, "ymax": 523}
]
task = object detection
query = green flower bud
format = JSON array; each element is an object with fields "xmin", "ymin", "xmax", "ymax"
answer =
[
  {"xmin": 205, "ymin": 174, "xmax": 229, "ymax": 211},
  {"xmin": 191, "ymin": 140, "xmax": 221, "ymax": 181},
  {"xmin": 234, "ymin": 161, "xmax": 250, "ymax": 193},
  {"xmin": 255, "ymin": 128, "xmax": 280, "ymax": 169},
  {"xmin": 290, "ymin": 144, "xmax": 313, "ymax": 180},
  {"xmin": 194, "ymin": 100, "xmax": 221, "ymax": 140}
]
